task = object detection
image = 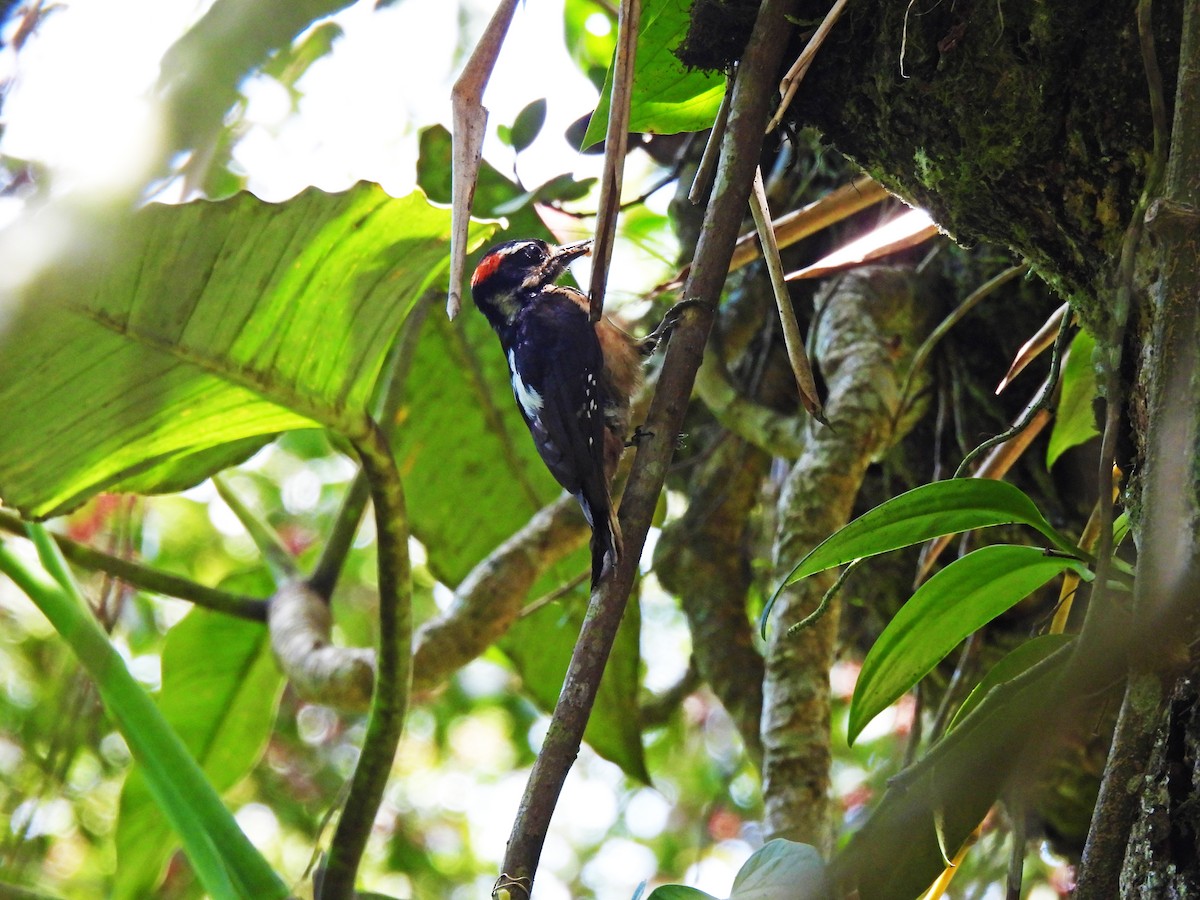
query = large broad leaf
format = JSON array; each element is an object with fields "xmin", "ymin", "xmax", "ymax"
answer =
[
  {"xmin": 0, "ymin": 185, "xmax": 494, "ymax": 518},
  {"xmin": 115, "ymin": 609, "xmax": 284, "ymax": 899},
  {"xmin": 582, "ymin": 0, "xmax": 726, "ymax": 148},
  {"xmin": 412, "ymin": 125, "xmax": 573, "ymax": 584},
  {"xmin": 848, "ymin": 545, "xmax": 1092, "ymax": 744},
  {"xmin": 731, "ymin": 840, "xmax": 826, "ymax": 900},
  {"xmin": 500, "ymin": 589, "xmax": 648, "ymax": 783},
  {"xmin": 396, "ymin": 310, "xmax": 562, "ymax": 586},
  {"xmin": 1047, "ymin": 328, "xmax": 1100, "ymax": 467}
]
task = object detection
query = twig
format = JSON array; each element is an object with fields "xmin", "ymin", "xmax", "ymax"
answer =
[
  {"xmin": 588, "ymin": 0, "xmax": 642, "ymax": 322},
  {"xmin": 996, "ymin": 300, "xmax": 1067, "ymax": 393},
  {"xmin": 495, "ymin": 0, "xmax": 801, "ymax": 892},
  {"xmin": 212, "ymin": 473, "xmax": 298, "ymax": 581},
  {"xmin": 749, "ymin": 166, "xmax": 826, "ymax": 421},
  {"xmin": 899, "ymin": 263, "xmax": 1027, "ymax": 416},
  {"xmin": 953, "ymin": 310, "xmax": 1071, "ymax": 478},
  {"xmin": 413, "ymin": 496, "xmax": 588, "ymax": 692},
  {"xmin": 310, "ymin": 296, "xmax": 432, "ymax": 601},
  {"xmin": 766, "ymin": 0, "xmax": 852, "ymax": 133},
  {"xmin": 0, "ymin": 508, "xmax": 268, "ymax": 621},
  {"xmin": 447, "ymin": 0, "xmax": 520, "ymax": 319},
  {"xmin": 318, "ymin": 422, "xmax": 412, "ymax": 900},
  {"xmin": 308, "ymin": 471, "xmax": 370, "ymax": 601},
  {"xmin": 787, "ymin": 558, "xmax": 859, "ymax": 635},
  {"xmin": 689, "ymin": 74, "xmax": 734, "ymax": 205}
]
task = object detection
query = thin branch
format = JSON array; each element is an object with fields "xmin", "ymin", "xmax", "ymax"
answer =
[
  {"xmin": 900, "ymin": 263, "xmax": 1028, "ymax": 414},
  {"xmin": 413, "ymin": 496, "xmax": 588, "ymax": 693},
  {"xmin": 766, "ymin": 0, "xmax": 852, "ymax": 133},
  {"xmin": 0, "ymin": 509, "xmax": 268, "ymax": 621},
  {"xmin": 496, "ymin": 0, "xmax": 802, "ymax": 891},
  {"xmin": 308, "ymin": 470, "xmax": 370, "ymax": 601},
  {"xmin": 749, "ymin": 166, "xmax": 826, "ymax": 421},
  {"xmin": 588, "ymin": 0, "xmax": 642, "ymax": 322},
  {"xmin": 318, "ymin": 421, "xmax": 412, "ymax": 900},
  {"xmin": 212, "ymin": 473, "xmax": 298, "ymax": 581},
  {"xmin": 953, "ymin": 310, "xmax": 1071, "ymax": 478},
  {"xmin": 447, "ymin": 0, "xmax": 520, "ymax": 318},
  {"xmin": 689, "ymin": 74, "xmax": 734, "ymax": 205},
  {"xmin": 310, "ymin": 296, "xmax": 432, "ymax": 600}
]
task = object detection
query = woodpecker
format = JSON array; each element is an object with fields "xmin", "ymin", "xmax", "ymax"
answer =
[{"xmin": 470, "ymin": 238, "xmax": 692, "ymax": 587}]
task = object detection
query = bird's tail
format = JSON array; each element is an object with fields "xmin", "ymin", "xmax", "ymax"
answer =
[{"xmin": 579, "ymin": 489, "xmax": 622, "ymax": 589}]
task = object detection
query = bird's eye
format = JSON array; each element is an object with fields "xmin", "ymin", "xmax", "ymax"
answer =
[{"xmin": 519, "ymin": 243, "xmax": 543, "ymax": 263}]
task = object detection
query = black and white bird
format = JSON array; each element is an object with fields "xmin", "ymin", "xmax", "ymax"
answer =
[{"xmin": 471, "ymin": 238, "xmax": 693, "ymax": 588}]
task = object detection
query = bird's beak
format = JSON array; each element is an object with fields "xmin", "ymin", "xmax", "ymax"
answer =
[{"xmin": 551, "ymin": 239, "xmax": 593, "ymax": 266}]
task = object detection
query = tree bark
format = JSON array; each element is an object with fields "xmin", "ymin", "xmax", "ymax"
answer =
[{"xmin": 762, "ymin": 267, "xmax": 930, "ymax": 850}]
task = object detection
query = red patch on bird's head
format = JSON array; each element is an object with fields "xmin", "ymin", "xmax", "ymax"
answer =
[{"xmin": 471, "ymin": 251, "xmax": 505, "ymax": 289}]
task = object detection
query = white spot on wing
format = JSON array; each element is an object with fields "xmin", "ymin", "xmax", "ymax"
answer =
[{"xmin": 508, "ymin": 349, "xmax": 544, "ymax": 418}]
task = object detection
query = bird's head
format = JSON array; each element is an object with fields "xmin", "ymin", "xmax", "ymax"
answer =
[{"xmin": 470, "ymin": 239, "xmax": 592, "ymax": 328}]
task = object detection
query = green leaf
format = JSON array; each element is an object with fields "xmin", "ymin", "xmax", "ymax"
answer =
[
  {"xmin": 646, "ymin": 887, "xmax": 721, "ymax": 900},
  {"xmin": 0, "ymin": 539, "xmax": 287, "ymax": 900},
  {"xmin": 0, "ymin": 185, "xmax": 494, "ymax": 519},
  {"xmin": 115, "ymin": 610, "xmax": 284, "ymax": 899},
  {"xmin": 783, "ymin": 480, "xmax": 1080, "ymax": 584},
  {"xmin": 511, "ymin": 98, "xmax": 548, "ymax": 152},
  {"xmin": 731, "ymin": 840, "xmax": 826, "ymax": 899},
  {"xmin": 848, "ymin": 545, "xmax": 1092, "ymax": 744},
  {"xmin": 564, "ymin": 0, "xmax": 617, "ymax": 90},
  {"xmin": 948, "ymin": 633, "xmax": 1074, "ymax": 732},
  {"xmin": 1047, "ymin": 328, "xmax": 1100, "ymax": 467},
  {"xmin": 582, "ymin": 0, "xmax": 726, "ymax": 148},
  {"xmin": 763, "ymin": 479, "xmax": 1082, "ymax": 634},
  {"xmin": 396, "ymin": 312, "xmax": 560, "ymax": 585},
  {"xmin": 533, "ymin": 173, "xmax": 599, "ymax": 204},
  {"xmin": 501, "ymin": 589, "xmax": 648, "ymax": 783},
  {"xmin": 834, "ymin": 627, "xmax": 1073, "ymax": 899}
]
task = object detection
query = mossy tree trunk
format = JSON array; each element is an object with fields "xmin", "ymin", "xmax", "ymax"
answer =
[{"xmin": 684, "ymin": 0, "xmax": 1198, "ymax": 892}]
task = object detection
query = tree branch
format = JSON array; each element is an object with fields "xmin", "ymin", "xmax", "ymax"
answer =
[
  {"xmin": 761, "ymin": 267, "xmax": 930, "ymax": 851},
  {"xmin": 495, "ymin": 0, "xmax": 802, "ymax": 892},
  {"xmin": 318, "ymin": 421, "xmax": 412, "ymax": 900},
  {"xmin": 0, "ymin": 508, "xmax": 268, "ymax": 621},
  {"xmin": 413, "ymin": 496, "xmax": 587, "ymax": 693}
]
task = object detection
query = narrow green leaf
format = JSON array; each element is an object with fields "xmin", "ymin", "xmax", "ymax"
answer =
[
  {"xmin": 764, "ymin": 479, "xmax": 1081, "ymax": 635},
  {"xmin": 582, "ymin": 0, "xmax": 726, "ymax": 148},
  {"xmin": 1047, "ymin": 329, "xmax": 1100, "ymax": 467},
  {"xmin": 0, "ymin": 540, "xmax": 287, "ymax": 900},
  {"xmin": 848, "ymin": 545, "xmax": 1092, "ymax": 744},
  {"xmin": 731, "ymin": 839, "xmax": 826, "ymax": 899},
  {"xmin": 785, "ymin": 480, "xmax": 1080, "ymax": 585},
  {"xmin": 948, "ymin": 633, "xmax": 1074, "ymax": 732},
  {"xmin": 114, "ymin": 610, "xmax": 284, "ymax": 899}
]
